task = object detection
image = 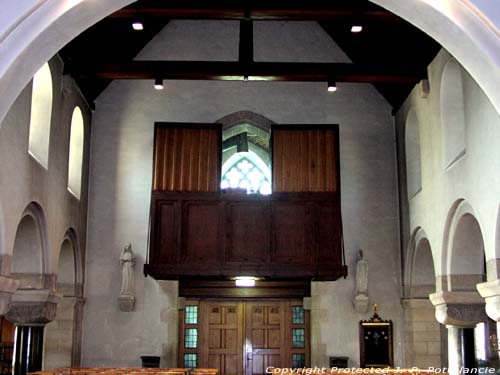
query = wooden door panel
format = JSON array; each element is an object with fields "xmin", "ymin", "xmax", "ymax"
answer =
[
  {"xmin": 200, "ymin": 302, "xmax": 243, "ymax": 375},
  {"xmin": 182, "ymin": 300, "xmax": 309, "ymax": 375}
]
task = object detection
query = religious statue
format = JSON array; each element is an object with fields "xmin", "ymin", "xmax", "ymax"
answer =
[
  {"xmin": 118, "ymin": 243, "xmax": 136, "ymax": 311},
  {"xmin": 353, "ymin": 249, "xmax": 370, "ymax": 313},
  {"xmin": 355, "ymin": 250, "xmax": 368, "ymax": 295}
]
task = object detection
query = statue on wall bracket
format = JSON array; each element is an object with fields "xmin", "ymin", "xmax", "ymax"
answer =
[
  {"xmin": 353, "ymin": 249, "xmax": 369, "ymax": 313},
  {"xmin": 118, "ymin": 243, "xmax": 136, "ymax": 312}
]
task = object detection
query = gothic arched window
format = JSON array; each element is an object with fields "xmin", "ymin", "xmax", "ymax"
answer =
[{"xmin": 221, "ymin": 152, "xmax": 271, "ymax": 195}]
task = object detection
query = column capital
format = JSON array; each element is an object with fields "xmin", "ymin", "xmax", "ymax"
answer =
[
  {"xmin": 6, "ymin": 289, "xmax": 61, "ymax": 325},
  {"xmin": 429, "ymin": 291, "xmax": 487, "ymax": 327},
  {"xmin": 0, "ymin": 276, "xmax": 20, "ymax": 315},
  {"xmin": 477, "ymin": 279, "xmax": 500, "ymax": 321}
]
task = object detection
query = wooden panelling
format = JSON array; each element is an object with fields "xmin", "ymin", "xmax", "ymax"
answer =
[
  {"xmin": 226, "ymin": 201, "xmax": 270, "ymax": 263},
  {"xmin": 272, "ymin": 202, "xmax": 313, "ymax": 264},
  {"xmin": 153, "ymin": 123, "xmax": 221, "ymax": 192},
  {"xmin": 182, "ymin": 202, "xmax": 222, "ymax": 263},
  {"xmin": 146, "ymin": 191, "xmax": 347, "ymax": 280},
  {"xmin": 272, "ymin": 125, "xmax": 338, "ymax": 192}
]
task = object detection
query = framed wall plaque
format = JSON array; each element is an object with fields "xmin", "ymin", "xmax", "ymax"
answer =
[{"xmin": 359, "ymin": 305, "xmax": 393, "ymax": 368}]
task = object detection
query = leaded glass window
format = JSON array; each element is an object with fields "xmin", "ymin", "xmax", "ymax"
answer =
[
  {"xmin": 292, "ymin": 353, "xmax": 306, "ymax": 368},
  {"xmin": 184, "ymin": 328, "xmax": 198, "ymax": 348},
  {"xmin": 184, "ymin": 353, "xmax": 197, "ymax": 368},
  {"xmin": 185, "ymin": 305, "xmax": 198, "ymax": 324},
  {"xmin": 292, "ymin": 328, "xmax": 305, "ymax": 348},
  {"xmin": 221, "ymin": 156, "xmax": 271, "ymax": 195},
  {"xmin": 292, "ymin": 306, "xmax": 305, "ymax": 324}
]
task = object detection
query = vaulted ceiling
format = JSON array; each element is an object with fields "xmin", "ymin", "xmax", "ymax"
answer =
[{"xmin": 60, "ymin": 0, "xmax": 441, "ymax": 112}]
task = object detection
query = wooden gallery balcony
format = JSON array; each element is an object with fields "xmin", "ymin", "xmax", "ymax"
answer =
[
  {"xmin": 145, "ymin": 190, "xmax": 347, "ymax": 281},
  {"xmin": 144, "ymin": 122, "xmax": 347, "ymax": 281}
]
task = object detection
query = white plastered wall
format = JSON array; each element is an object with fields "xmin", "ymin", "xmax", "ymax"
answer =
[{"xmin": 396, "ymin": 49, "xmax": 500, "ymax": 282}]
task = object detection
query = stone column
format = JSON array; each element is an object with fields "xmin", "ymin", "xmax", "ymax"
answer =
[
  {"xmin": 430, "ymin": 291, "xmax": 487, "ymax": 375},
  {"xmin": 5, "ymin": 289, "xmax": 60, "ymax": 375}
]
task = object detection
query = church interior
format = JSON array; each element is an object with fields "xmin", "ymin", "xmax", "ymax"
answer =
[{"xmin": 1, "ymin": 1, "xmax": 500, "ymax": 375}]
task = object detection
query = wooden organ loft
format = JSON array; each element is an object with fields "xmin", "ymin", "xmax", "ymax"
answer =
[{"xmin": 144, "ymin": 123, "xmax": 347, "ymax": 281}]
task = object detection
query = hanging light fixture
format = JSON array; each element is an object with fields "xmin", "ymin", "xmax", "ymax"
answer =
[
  {"xmin": 154, "ymin": 78, "xmax": 164, "ymax": 90},
  {"xmin": 327, "ymin": 80, "xmax": 337, "ymax": 92}
]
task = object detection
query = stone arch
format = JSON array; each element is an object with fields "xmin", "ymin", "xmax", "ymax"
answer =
[
  {"xmin": 405, "ymin": 227, "xmax": 436, "ymax": 298},
  {"xmin": 56, "ymin": 228, "xmax": 83, "ymax": 297},
  {"xmin": 1, "ymin": 0, "xmax": 500, "ymax": 130},
  {"xmin": 405, "ymin": 109, "xmax": 422, "ymax": 198},
  {"xmin": 440, "ymin": 59, "xmax": 467, "ymax": 168},
  {"xmin": 442, "ymin": 199, "xmax": 486, "ymax": 291},
  {"xmin": 44, "ymin": 228, "xmax": 83, "ymax": 369},
  {"xmin": 11, "ymin": 202, "xmax": 50, "ymax": 288},
  {"xmin": 218, "ymin": 111, "xmax": 273, "ymax": 183}
]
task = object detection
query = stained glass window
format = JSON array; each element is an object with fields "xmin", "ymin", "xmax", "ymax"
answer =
[
  {"xmin": 185, "ymin": 305, "xmax": 198, "ymax": 324},
  {"xmin": 221, "ymin": 155, "xmax": 271, "ymax": 195},
  {"xmin": 184, "ymin": 353, "xmax": 197, "ymax": 368}
]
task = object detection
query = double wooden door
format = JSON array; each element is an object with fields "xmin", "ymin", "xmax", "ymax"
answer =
[{"xmin": 179, "ymin": 300, "xmax": 309, "ymax": 375}]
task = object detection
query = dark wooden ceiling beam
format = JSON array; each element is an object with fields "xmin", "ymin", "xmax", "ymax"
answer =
[
  {"xmin": 111, "ymin": 1, "xmax": 400, "ymax": 22},
  {"xmin": 69, "ymin": 61, "xmax": 424, "ymax": 84}
]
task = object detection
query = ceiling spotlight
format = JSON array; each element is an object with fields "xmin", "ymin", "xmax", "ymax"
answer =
[
  {"xmin": 327, "ymin": 81, "xmax": 337, "ymax": 92},
  {"xmin": 235, "ymin": 276, "xmax": 256, "ymax": 287},
  {"xmin": 154, "ymin": 78, "xmax": 164, "ymax": 90},
  {"xmin": 132, "ymin": 22, "xmax": 144, "ymax": 31},
  {"xmin": 351, "ymin": 25, "xmax": 363, "ymax": 33}
]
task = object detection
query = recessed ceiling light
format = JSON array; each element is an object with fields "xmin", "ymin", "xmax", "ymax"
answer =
[
  {"xmin": 132, "ymin": 22, "xmax": 144, "ymax": 31},
  {"xmin": 154, "ymin": 78, "xmax": 164, "ymax": 90},
  {"xmin": 351, "ymin": 25, "xmax": 363, "ymax": 33},
  {"xmin": 327, "ymin": 80, "xmax": 337, "ymax": 92},
  {"xmin": 235, "ymin": 276, "xmax": 256, "ymax": 287}
]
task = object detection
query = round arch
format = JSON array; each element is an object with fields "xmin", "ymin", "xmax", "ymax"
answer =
[
  {"xmin": 405, "ymin": 227, "xmax": 436, "ymax": 298},
  {"xmin": 57, "ymin": 228, "xmax": 83, "ymax": 297},
  {"xmin": 405, "ymin": 109, "xmax": 422, "ymax": 198},
  {"xmin": 1, "ymin": 0, "xmax": 500, "ymax": 129},
  {"xmin": 11, "ymin": 202, "xmax": 50, "ymax": 286},
  {"xmin": 442, "ymin": 199, "xmax": 486, "ymax": 291},
  {"xmin": 440, "ymin": 59, "xmax": 466, "ymax": 168}
]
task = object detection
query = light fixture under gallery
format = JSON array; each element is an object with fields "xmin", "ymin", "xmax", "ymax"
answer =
[
  {"xmin": 234, "ymin": 276, "xmax": 256, "ymax": 287},
  {"xmin": 351, "ymin": 25, "xmax": 363, "ymax": 33},
  {"xmin": 132, "ymin": 22, "xmax": 144, "ymax": 31},
  {"xmin": 327, "ymin": 80, "xmax": 337, "ymax": 92},
  {"xmin": 154, "ymin": 78, "xmax": 164, "ymax": 90}
]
